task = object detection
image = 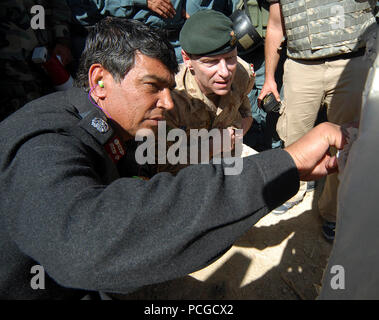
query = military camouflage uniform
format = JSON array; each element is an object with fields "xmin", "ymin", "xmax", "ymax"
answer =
[
  {"xmin": 158, "ymin": 57, "xmax": 255, "ymax": 174},
  {"xmin": 268, "ymin": 0, "xmax": 378, "ymax": 221},
  {"xmin": 0, "ymin": 0, "xmax": 71, "ymax": 121},
  {"xmin": 167, "ymin": 57, "xmax": 254, "ymax": 131}
]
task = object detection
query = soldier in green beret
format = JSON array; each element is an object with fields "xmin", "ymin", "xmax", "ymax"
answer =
[{"xmin": 159, "ymin": 9, "xmax": 256, "ymax": 174}]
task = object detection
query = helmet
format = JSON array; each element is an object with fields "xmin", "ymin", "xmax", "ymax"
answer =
[{"xmin": 230, "ymin": 9, "xmax": 263, "ymax": 55}]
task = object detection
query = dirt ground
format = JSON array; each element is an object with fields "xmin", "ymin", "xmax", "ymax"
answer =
[{"xmin": 116, "ymin": 183, "xmax": 333, "ymax": 300}]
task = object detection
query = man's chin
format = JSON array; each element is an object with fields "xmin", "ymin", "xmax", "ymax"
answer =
[
  {"xmin": 135, "ymin": 124, "xmax": 159, "ymax": 137},
  {"xmin": 213, "ymin": 88, "xmax": 230, "ymax": 96}
]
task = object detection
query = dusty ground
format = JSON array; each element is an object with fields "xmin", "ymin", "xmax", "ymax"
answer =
[{"xmin": 116, "ymin": 184, "xmax": 333, "ymax": 300}]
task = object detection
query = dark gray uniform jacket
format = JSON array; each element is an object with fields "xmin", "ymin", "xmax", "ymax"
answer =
[{"xmin": 0, "ymin": 87, "xmax": 299, "ymax": 299}]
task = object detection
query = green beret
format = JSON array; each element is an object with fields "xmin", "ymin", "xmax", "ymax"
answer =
[{"xmin": 180, "ymin": 10, "xmax": 237, "ymax": 56}]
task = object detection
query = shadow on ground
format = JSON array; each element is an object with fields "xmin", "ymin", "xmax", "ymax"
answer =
[{"xmin": 112, "ymin": 192, "xmax": 332, "ymax": 300}]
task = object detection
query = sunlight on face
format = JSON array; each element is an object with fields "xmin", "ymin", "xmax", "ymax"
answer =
[
  {"xmin": 103, "ymin": 53, "xmax": 176, "ymax": 140},
  {"xmin": 188, "ymin": 48, "xmax": 238, "ymax": 96}
]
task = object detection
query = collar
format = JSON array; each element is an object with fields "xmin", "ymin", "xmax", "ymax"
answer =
[
  {"xmin": 67, "ymin": 87, "xmax": 126, "ymax": 163},
  {"xmin": 67, "ymin": 87, "xmax": 115, "ymax": 146}
]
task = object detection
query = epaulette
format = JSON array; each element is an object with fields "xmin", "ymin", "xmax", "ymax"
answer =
[{"xmin": 67, "ymin": 88, "xmax": 127, "ymax": 164}]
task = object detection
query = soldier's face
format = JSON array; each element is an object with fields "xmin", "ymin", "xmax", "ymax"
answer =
[
  {"xmin": 103, "ymin": 53, "xmax": 175, "ymax": 140},
  {"xmin": 185, "ymin": 48, "xmax": 238, "ymax": 96}
]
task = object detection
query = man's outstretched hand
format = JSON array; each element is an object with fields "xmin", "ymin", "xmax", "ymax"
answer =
[{"xmin": 285, "ymin": 122, "xmax": 347, "ymax": 181}]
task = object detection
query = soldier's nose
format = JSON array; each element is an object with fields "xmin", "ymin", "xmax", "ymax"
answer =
[{"xmin": 217, "ymin": 59, "xmax": 229, "ymax": 78}]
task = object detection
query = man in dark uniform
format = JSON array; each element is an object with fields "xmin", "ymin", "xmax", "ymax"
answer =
[{"xmin": 0, "ymin": 17, "xmax": 345, "ymax": 299}]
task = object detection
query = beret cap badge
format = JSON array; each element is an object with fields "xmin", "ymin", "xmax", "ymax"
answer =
[{"xmin": 230, "ymin": 31, "xmax": 237, "ymax": 47}]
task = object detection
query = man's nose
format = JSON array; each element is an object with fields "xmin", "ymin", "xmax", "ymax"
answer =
[
  {"xmin": 217, "ymin": 59, "xmax": 229, "ymax": 78},
  {"xmin": 158, "ymin": 88, "xmax": 174, "ymax": 111}
]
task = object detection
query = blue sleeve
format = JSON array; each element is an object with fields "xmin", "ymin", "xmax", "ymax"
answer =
[
  {"xmin": 96, "ymin": 0, "xmax": 147, "ymax": 16},
  {"xmin": 67, "ymin": 0, "xmax": 147, "ymax": 25}
]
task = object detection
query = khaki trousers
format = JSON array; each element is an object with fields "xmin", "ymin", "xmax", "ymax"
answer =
[{"xmin": 277, "ymin": 55, "xmax": 371, "ymax": 221}]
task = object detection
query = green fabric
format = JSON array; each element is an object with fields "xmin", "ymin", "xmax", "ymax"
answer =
[{"xmin": 179, "ymin": 10, "xmax": 235, "ymax": 55}]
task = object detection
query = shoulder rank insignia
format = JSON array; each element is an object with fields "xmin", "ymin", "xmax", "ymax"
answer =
[{"xmin": 105, "ymin": 136, "xmax": 126, "ymax": 163}]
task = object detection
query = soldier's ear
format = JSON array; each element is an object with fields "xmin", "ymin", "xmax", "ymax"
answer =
[
  {"xmin": 181, "ymin": 50, "xmax": 193, "ymax": 70},
  {"xmin": 88, "ymin": 64, "xmax": 107, "ymax": 99}
]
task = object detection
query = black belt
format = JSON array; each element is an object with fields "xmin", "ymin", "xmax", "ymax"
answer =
[{"xmin": 305, "ymin": 47, "xmax": 366, "ymax": 62}]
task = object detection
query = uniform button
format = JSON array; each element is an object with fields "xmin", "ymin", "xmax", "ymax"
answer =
[{"xmin": 91, "ymin": 117, "xmax": 109, "ymax": 133}]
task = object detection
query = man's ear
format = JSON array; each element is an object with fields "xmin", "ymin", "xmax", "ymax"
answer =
[
  {"xmin": 88, "ymin": 64, "xmax": 107, "ymax": 99},
  {"xmin": 181, "ymin": 50, "xmax": 193, "ymax": 70}
]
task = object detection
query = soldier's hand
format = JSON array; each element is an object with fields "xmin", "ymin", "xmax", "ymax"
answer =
[
  {"xmin": 258, "ymin": 79, "xmax": 280, "ymax": 108},
  {"xmin": 285, "ymin": 122, "xmax": 347, "ymax": 181},
  {"xmin": 147, "ymin": 0, "xmax": 176, "ymax": 19},
  {"xmin": 52, "ymin": 44, "xmax": 72, "ymax": 66},
  {"xmin": 227, "ymin": 127, "xmax": 236, "ymax": 152},
  {"xmin": 210, "ymin": 127, "xmax": 235, "ymax": 157}
]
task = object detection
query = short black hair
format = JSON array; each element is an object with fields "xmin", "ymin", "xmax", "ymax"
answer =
[{"xmin": 75, "ymin": 17, "xmax": 178, "ymax": 91}]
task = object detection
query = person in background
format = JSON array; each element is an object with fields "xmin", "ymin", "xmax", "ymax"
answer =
[
  {"xmin": 157, "ymin": 10, "xmax": 255, "ymax": 174},
  {"xmin": 67, "ymin": 0, "xmax": 236, "ymax": 70},
  {"xmin": 0, "ymin": 0, "xmax": 73, "ymax": 122},
  {"xmin": 232, "ymin": 0, "xmax": 285, "ymax": 152},
  {"xmin": 260, "ymin": 0, "xmax": 377, "ymax": 236}
]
